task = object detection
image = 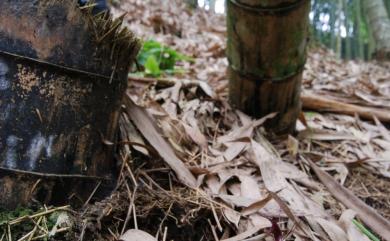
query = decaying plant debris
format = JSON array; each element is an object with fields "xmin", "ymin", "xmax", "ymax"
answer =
[{"xmin": 2, "ymin": 0, "xmax": 390, "ymax": 240}]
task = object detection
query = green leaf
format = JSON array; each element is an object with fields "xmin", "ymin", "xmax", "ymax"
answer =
[
  {"xmin": 137, "ymin": 40, "xmax": 193, "ymax": 76},
  {"xmin": 304, "ymin": 111, "xmax": 318, "ymax": 118},
  {"xmin": 144, "ymin": 55, "xmax": 161, "ymax": 77},
  {"xmin": 352, "ymin": 219, "xmax": 380, "ymax": 241}
]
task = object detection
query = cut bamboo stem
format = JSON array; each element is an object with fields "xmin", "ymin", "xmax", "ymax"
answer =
[{"xmin": 226, "ymin": 0, "xmax": 311, "ymax": 134}]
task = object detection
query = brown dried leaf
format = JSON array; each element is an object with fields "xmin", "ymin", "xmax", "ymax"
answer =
[
  {"xmin": 124, "ymin": 95, "xmax": 197, "ymax": 188},
  {"xmin": 120, "ymin": 229, "xmax": 157, "ymax": 241}
]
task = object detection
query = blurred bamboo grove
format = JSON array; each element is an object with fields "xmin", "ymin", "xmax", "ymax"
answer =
[{"xmin": 189, "ymin": 0, "xmax": 390, "ymax": 60}]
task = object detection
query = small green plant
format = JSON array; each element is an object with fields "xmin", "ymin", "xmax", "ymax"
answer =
[
  {"xmin": 1, "ymin": 207, "xmax": 35, "ymax": 239},
  {"xmin": 137, "ymin": 40, "xmax": 193, "ymax": 77},
  {"xmin": 0, "ymin": 206, "xmax": 71, "ymax": 240},
  {"xmin": 0, "ymin": 207, "xmax": 34, "ymax": 226},
  {"xmin": 352, "ymin": 219, "xmax": 380, "ymax": 241}
]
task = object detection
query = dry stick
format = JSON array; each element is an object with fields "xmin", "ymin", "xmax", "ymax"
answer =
[
  {"xmin": 7, "ymin": 225, "xmax": 11, "ymax": 241},
  {"xmin": 114, "ymin": 151, "xmax": 127, "ymax": 191},
  {"xmin": 83, "ymin": 181, "xmax": 102, "ymax": 207},
  {"xmin": 121, "ymin": 185, "xmax": 137, "ymax": 235},
  {"xmin": 37, "ymin": 216, "xmax": 49, "ymax": 238},
  {"xmin": 210, "ymin": 203, "xmax": 223, "ymax": 232},
  {"xmin": 121, "ymin": 203, "xmax": 133, "ymax": 236},
  {"xmin": 304, "ymin": 156, "xmax": 390, "ymax": 241},
  {"xmin": 31, "ymin": 228, "xmax": 69, "ymax": 241},
  {"xmin": 29, "ymin": 214, "xmax": 48, "ymax": 237},
  {"xmin": 156, "ymin": 203, "xmax": 173, "ymax": 238},
  {"xmin": 17, "ymin": 229, "xmax": 34, "ymax": 241},
  {"xmin": 301, "ymin": 91, "xmax": 390, "ymax": 122},
  {"xmin": 140, "ymin": 172, "xmax": 171, "ymax": 197},
  {"xmin": 107, "ymin": 228, "xmax": 117, "ymax": 240},
  {"xmin": 124, "ymin": 161, "xmax": 138, "ymax": 188},
  {"xmin": 208, "ymin": 219, "xmax": 220, "ymax": 241},
  {"xmin": 79, "ymin": 220, "xmax": 87, "ymax": 241},
  {"xmin": 29, "ymin": 179, "xmax": 42, "ymax": 198},
  {"xmin": 16, "ymin": 216, "xmax": 43, "ymax": 241},
  {"xmin": 9, "ymin": 206, "xmax": 70, "ymax": 225},
  {"xmin": 27, "ymin": 216, "xmax": 43, "ymax": 241},
  {"xmin": 132, "ymin": 203, "xmax": 138, "ymax": 230},
  {"xmin": 162, "ymin": 227, "xmax": 168, "ymax": 241}
]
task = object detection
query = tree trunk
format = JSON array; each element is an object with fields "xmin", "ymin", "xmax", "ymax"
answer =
[
  {"xmin": 343, "ymin": 0, "xmax": 351, "ymax": 59},
  {"xmin": 336, "ymin": 0, "xmax": 343, "ymax": 58},
  {"xmin": 0, "ymin": 0, "xmax": 139, "ymax": 209},
  {"xmin": 330, "ymin": 2, "xmax": 337, "ymax": 51},
  {"xmin": 362, "ymin": 0, "xmax": 390, "ymax": 59},
  {"xmin": 353, "ymin": 0, "xmax": 364, "ymax": 59},
  {"xmin": 227, "ymin": 0, "xmax": 311, "ymax": 134}
]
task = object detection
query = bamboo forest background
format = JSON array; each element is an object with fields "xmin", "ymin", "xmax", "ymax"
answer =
[{"xmin": 194, "ymin": 0, "xmax": 390, "ymax": 60}]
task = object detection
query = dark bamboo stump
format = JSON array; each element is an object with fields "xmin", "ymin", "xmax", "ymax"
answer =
[
  {"xmin": 227, "ymin": 0, "xmax": 310, "ymax": 134},
  {"xmin": 0, "ymin": 0, "xmax": 139, "ymax": 208}
]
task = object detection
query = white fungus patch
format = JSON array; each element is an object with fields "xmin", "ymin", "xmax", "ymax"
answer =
[
  {"xmin": 4, "ymin": 135, "xmax": 19, "ymax": 169},
  {"xmin": 0, "ymin": 57, "xmax": 10, "ymax": 91},
  {"xmin": 26, "ymin": 132, "xmax": 55, "ymax": 170},
  {"xmin": 0, "ymin": 104, "xmax": 11, "ymax": 121}
]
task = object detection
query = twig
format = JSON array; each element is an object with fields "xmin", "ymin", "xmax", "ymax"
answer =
[
  {"xmin": 7, "ymin": 225, "xmax": 11, "ymax": 241},
  {"xmin": 79, "ymin": 220, "xmax": 88, "ymax": 241},
  {"xmin": 83, "ymin": 181, "xmax": 102, "ymax": 207},
  {"xmin": 210, "ymin": 203, "xmax": 222, "ymax": 232},
  {"xmin": 9, "ymin": 206, "xmax": 70, "ymax": 225},
  {"xmin": 17, "ymin": 230, "xmax": 34, "ymax": 241},
  {"xmin": 27, "ymin": 216, "xmax": 43, "ymax": 241},
  {"xmin": 132, "ymin": 204, "xmax": 138, "ymax": 230},
  {"xmin": 114, "ymin": 152, "xmax": 127, "ymax": 191},
  {"xmin": 156, "ymin": 203, "xmax": 173, "ymax": 238},
  {"xmin": 162, "ymin": 227, "xmax": 168, "ymax": 241},
  {"xmin": 140, "ymin": 172, "xmax": 171, "ymax": 197},
  {"xmin": 120, "ymin": 186, "xmax": 137, "ymax": 235},
  {"xmin": 208, "ymin": 219, "xmax": 220, "ymax": 241},
  {"xmin": 31, "ymin": 227, "xmax": 69, "ymax": 240},
  {"xmin": 107, "ymin": 228, "xmax": 118, "ymax": 240},
  {"xmin": 29, "ymin": 179, "xmax": 42, "ymax": 199},
  {"xmin": 124, "ymin": 161, "xmax": 138, "ymax": 188},
  {"xmin": 16, "ymin": 216, "xmax": 43, "ymax": 241}
]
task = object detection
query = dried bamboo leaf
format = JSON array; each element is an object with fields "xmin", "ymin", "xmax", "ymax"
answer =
[
  {"xmin": 220, "ymin": 224, "xmax": 269, "ymax": 241},
  {"xmin": 241, "ymin": 195, "xmax": 272, "ymax": 216},
  {"xmin": 305, "ymin": 157, "xmax": 390, "ymax": 241},
  {"xmin": 124, "ymin": 94, "xmax": 197, "ymax": 188},
  {"xmin": 120, "ymin": 229, "xmax": 156, "ymax": 241}
]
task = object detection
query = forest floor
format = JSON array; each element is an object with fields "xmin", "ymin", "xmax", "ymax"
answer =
[{"xmin": 3, "ymin": 0, "xmax": 390, "ymax": 240}]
